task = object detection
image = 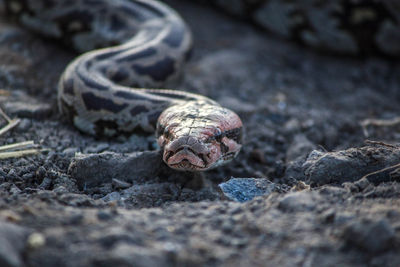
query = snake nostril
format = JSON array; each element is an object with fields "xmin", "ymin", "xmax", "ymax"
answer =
[
  {"xmin": 199, "ymin": 153, "xmax": 207, "ymax": 164},
  {"xmin": 165, "ymin": 150, "xmax": 174, "ymax": 161}
]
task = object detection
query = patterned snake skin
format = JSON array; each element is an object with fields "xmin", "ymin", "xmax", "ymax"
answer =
[
  {"xmin": 3, "ymin": 0, "xmax": 398, "ymax": 171},
  {"xmin": 4, "ymin": 0, "xmax": 243, "ymax": 171},
  {"xmin": 200, "ymin": 0, "xmax": 400, "ymax": 57}
]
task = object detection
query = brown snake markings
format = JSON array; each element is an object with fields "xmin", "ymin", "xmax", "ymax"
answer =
[
  {"xmin": 4, "ymin": 0, "xmax": 243, "ymax": 171},
  {"xmin": 5, "ymin": 0, "xmax": 397, "ymax": 171}
]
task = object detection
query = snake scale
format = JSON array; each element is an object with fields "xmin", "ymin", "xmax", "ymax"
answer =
[
  {"xmin": 4, "ymin": 0, "xmax": 243, "ymax": 172},
  {"xmin": 3, "ymin": 0, "xmax": 399, "ymax": 172}
]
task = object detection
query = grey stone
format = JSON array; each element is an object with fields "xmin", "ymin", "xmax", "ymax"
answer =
[
  {"xmin": 278, "ymin": 191, "xmax": 320, "ymax": 212},
  {"xmin": 102, "ymin": 192, "xmax": 121, "ymax": 203},
  {"xmin": 353, "ymin": 177, "xmax": 371, "ymax": 191},
  {"xmin": 62, "ymin": 147, "xmax": 79, "ymax": 157},
  {"xmin": 304, "ymin": 146, "xmax": 400, "ymax": 185},
  {"xmin": 219, "ymin": 178, "xmax": 276, "ymax": 202},
  {"xmin": 38, "ymin": 177, "xmax": 52, "ymax": 190},
  {"xmin": 112, "ymin": 178, "xmax": 132, "ymax": 190},
  {"xmin": 9, "ymin": 184, "xmax": 21, "ymax": 195},
  {"xmin": 16, "ymin": 118, "xmax": 31, "ymax": 131},
  {"xmin": 68, "ymin": 151, "xmax": 166, "ymax": 189},
  {"xmin": 52, "ymin": 186, "xmax": 68, "ymax": 194},
  {"xmin": 83, "ymin": 143, "xmax": 109, "ymax": 154}
]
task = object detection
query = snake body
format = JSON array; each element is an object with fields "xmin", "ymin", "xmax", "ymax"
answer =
[
  {"xmin": 4, "ymin": 0, "xmax": 398, "ymax": 171},
  {"xmin": 4, "ymin": 0, "xmax": 243, "ymax": 171}
]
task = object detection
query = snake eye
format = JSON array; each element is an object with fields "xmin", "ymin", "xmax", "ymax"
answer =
[
  {"xmin": 214, "ymin": 128, "xmax": 223, "ymax": 142},
  {"xmin": 163, "ymin": 125, "xmax": 171, "ymax": 139}
]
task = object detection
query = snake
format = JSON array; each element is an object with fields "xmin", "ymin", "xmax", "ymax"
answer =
[
  {"xmin": 3, "ymin": 0, "xmax": 398, "ymax": 172},
  {"xmin": 3, "ymin": 0, "xmax": 244, "ymax": 172}
]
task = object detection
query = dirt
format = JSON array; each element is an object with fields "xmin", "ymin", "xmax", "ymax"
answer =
[{"xmin": 0, "ymin": 0, "xmax": 399, "ymax": 266}]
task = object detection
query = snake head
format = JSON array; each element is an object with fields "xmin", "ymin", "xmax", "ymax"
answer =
[{"xmin": 156, "ymin": 102, "xmax": 243, "ymax": 171}]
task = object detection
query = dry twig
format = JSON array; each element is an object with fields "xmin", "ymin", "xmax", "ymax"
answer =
[
  {"xmin": 0, "ymin": 108, "xmax": 46, "ymax": 159},
  {"xmin": 361, "ymin": 117, "xmax": 400, "ymax": 137}
]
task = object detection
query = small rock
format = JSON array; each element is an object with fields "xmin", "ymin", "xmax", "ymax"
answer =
[
  {"xmin": 304, "ymin": 146, "xmax": 400, "ymax": 185},
  {"xmin": 62, "ymin": 147, "xmax": 79, "ymax": 157},
  {"xmin": 342, "ymin": 219, "xmax": 395, "ymax": 253},
  {"xmin": 318, "ymin": 185, "xmax": 347, "ymax": 196},
  {"xmin": 9, "ymin": 184, "xmax": 21, "ymax": 195},
  {"xmin": 26, "ymin": 233, "xmax": 45, "ymax": 250},
  {"xmin": 84, "ymin": 143, "xmax": 109, "ymax": 154},
  {"xmin": 58, "ymin": 193, "xmax": 96, "ymax": 207},
  {"xmin": 0, "ymin": 221, "xmax": 30, "ymax": 267},
  {"xmin": 69, "ymin": 151, "xmax": 166, "ymax": 189},
  {"xmin": 219, "ymin": 178, "xmax": 276, "ymax": 202},
  {"xmin": 102, "ymin": 192, "xmax": 121, "ymax": 203},
  {"xmin": 16, "ymin": 118, "xmax": 31, "ymax": 131},
  {"xmin": 278, "ymin": 191, "xmax": 320, "ymax": 212},
  {"xmin": 38, "ymin": 177, "xmax": 52, "ymax": 190},
  {"xmin": 112, "ymin": 178, "xmax": 132, "ymax": 190},
  {"xmin": 53, "ymin": 186, "xmax": 68, "ymax": 194},
  {"xmin": 353, "ymin": 177, "xmax": 371, "ymax": 191}
]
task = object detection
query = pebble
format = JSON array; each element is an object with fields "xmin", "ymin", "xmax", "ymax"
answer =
[
  {"xmin": 219, "ymin": 178, "xmax": 276, "ymax": 202},
  {"xmin": 102, "ymin": 192, "xmax": 121, "ymax": 203},
  {"xmin": 62, "ymin": 147, "xmax": 79, "ymax": 157},
  {"xmin": 9, "ymin": 184, "xmax": 21, "ymax": 195},
  {"xmin": 84, "ymin": 143, "xmax": 109, "ymax": 154},
  {"xmin": 26, "ymin": 233, "xmax": 46, "ymax": 250},
  {"xmin": 16, "ymin": 118, "xmax": 31, "ymax": 131},
  {"xmin": 53, "ymin": 186, "xmax": 68, "ymax": 194},
  {"xmin": 38, "ymin": 177, "xmax": 52, "ymax": 190},
  {"xmin": 112, "ymin": 178, "xmax": 132, "ymax": 190},
  {"xmin": 278, "ymin": 191, "xmax": 320, "ymax": 212}
]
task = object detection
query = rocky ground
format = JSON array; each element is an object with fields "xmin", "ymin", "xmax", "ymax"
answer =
[{"xmin": 0, "ymin": 0, "xmax": 399, "ymax": 266}]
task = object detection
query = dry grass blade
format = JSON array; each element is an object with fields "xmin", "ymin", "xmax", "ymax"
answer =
[
  {"xmin": 0, "ymin": 108, "xmax": 46, "ymax": 159},
  {"xmin": 0, "ymin": 149, "xmax": 45, "ymax": 160},
  {"xmin": 361, "ymin": 117, "xmax": 400, "ymax": 137},
  {"xmin": 0, "ymin": 141, "xmax": 36, "ymax": 152},
  {"xmin": 0, "ymin": 106, "xmax": 12, "ymax": 123},
  {"xmin": 0, "ymin": 118, "xmax": 20, "ymax": 137}
]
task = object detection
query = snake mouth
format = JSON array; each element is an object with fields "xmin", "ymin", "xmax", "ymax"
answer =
[{"xmin": 164, "ymin": 146, "xmax": 208, "ymax": 171}]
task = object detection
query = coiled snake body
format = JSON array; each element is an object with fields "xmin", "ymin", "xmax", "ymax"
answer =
[
  {"xmin": 5, "ymin": 0, "xmax": 243, "ymax": 171},
  {"xmin": 5, "ymin": 0, "xmax": 398, "ymax": 171}
]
